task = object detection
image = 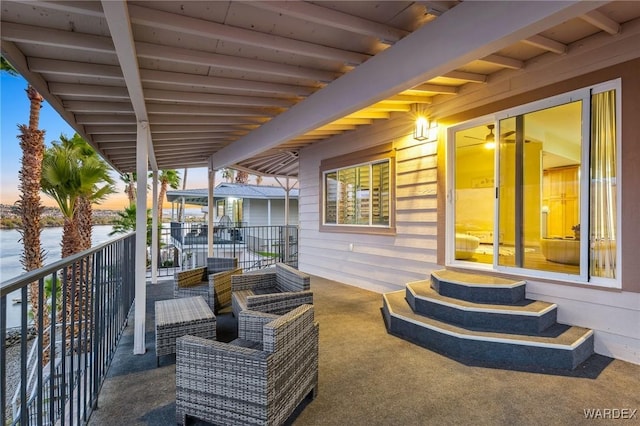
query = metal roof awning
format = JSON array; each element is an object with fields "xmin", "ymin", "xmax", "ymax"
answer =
[{"xmin": 167, "ymin": 183, "xmax": 299, "ymax": 206}]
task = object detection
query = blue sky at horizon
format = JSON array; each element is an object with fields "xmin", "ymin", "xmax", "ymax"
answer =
[{"xmin": 1, "ymin": 73, "xmax": 215, "ymax": 210}]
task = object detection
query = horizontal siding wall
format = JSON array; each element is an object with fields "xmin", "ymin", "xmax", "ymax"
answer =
[
  {"xmin": 245, "ymin": 199, "xmax": 299, "ymax": 226},
  {"xmin": 525, "ymin": 280, "xmax": 640, "ymax": 365},
  {"xmin": 298, "ymin": 113, "xmax": 441, "ymax": 293}
]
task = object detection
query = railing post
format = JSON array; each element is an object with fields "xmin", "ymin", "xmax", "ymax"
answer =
[
  {"xmin": 19, "ymin": 285, "xmax": 28, "ymax": 424},
  {"xmin": 0, "ymin": 296, "xmax": 6, "ymax": 424},
  {"xmin": 36, "ymin": 276, "xmax": 44, "ymax": 424},
  {"xmin": 92, "ymin": 250, "xmax": 103, "ymax": 410}
]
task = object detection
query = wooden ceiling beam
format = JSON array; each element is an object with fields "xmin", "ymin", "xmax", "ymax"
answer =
[
  {"xmin": 93, "ymin": 134, "xmax": 136, "ymax": 143},
  {"xmin": 316, "ymin": 124, "xmax": 357, "ymax": 131},
  {"xmin": 581, "ymin": 10, "xmax": 620, "ymax": 35},
  {"xmin": 1, "ymin": 22, "xmax": 114, "ymax": 53},
  {"xmin": 143, "ymin": 89, "xmax": 296, "ymax": 108},
  {"xmin": 140, "ymin": 69, "xmax": 317, "ymax": 97},
  {"xmin": 154, "ymin": 145, "xmax": 227, "ymax": 153},
  {"xmin": 523, "ymin": 34, "xmax": 567, "ymax": 54},
  {"xmin": 65, "ymin": 101, "xmax": 133, "ymax": 113},
  {"xmin": 49, "ymin": 83, "xmax": 129, "ymax": 99},
  {"xmin": 344, "ymin": 111, "xmax": 391, "ymax": 120},
  {"xmin": 442, "ymin": 70, "xmax": 487, "ymax": 83},
  {"xmin": 366, "ymin": 103, "xmax": 412, "ymax": 112},
  {"xmin": 147, "ymin": 115, "xmax": 266, "ymax": 126},
  {"xmin": 151, "ymin": 133, "xmax": 233, "ymax": 141},
  {"xmin": 136, "ymin": 42, "xmax": 338, "ymax": 82},
  {"xmin": 76, "ymin": 114, "xmax": 136, "ymax": 125},
  {"xmin": 331, "ymin": 118, "xmax": 374, "ymax": 125},
  {"xmin": 479, "ymin": 54, "xmax": 524, "ymax": 70},
  {"xmin": 128, "ymin": 4, "xmax": 369, "ymax": 65},
  {"xmin": 151, "ymin": 125, "xmax": 251, "ymax": 134},
  {"xmin": 386, "ymin": 94, "xmax": 435, "ymax": 103},
  {"xmin": 97, "ymin": 141, "xmax": 135, "ymax": 149},
  {"xmin": 13, "ymin": 1, "xmax": 104, "ymax": 17},
  {"xmin": 146, "ymin": 103, "xmax": 278, "ymax": 117},
  {"xmin": 85, "ymin": 125, "xmax": 137, "ymax": 134},
  {"xmin": 28, "ymin": 58, "xmax": 124, "ymax": 80},
  {"xmin": 247, "ymin": 1, "xmax": 409, "ymax": 44},
  {"xmin": 406, "ymin": 84, "xmax": 457, "ymax": 95}
]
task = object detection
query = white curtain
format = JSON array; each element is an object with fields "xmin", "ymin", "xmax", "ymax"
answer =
[{"xmin": 590, "ymin": 90, "xmax": 617, "ymax": 278}]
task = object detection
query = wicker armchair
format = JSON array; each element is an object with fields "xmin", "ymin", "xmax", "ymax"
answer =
[
  {"xmin": 231, "ymin": 263, "xmax": 313, "ymax": 316},
  {"xmin": 176, "ymin": 304, "xmax": 319, "ymax": 426},
  {"xmin": 174, "ymin": 257, "xmax": 240, "ymax": 313}
]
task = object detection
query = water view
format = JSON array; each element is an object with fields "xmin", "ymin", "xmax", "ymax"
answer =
[{"xmin": 1, "ymin": 225, "xmax": 116, "ymax": 329}]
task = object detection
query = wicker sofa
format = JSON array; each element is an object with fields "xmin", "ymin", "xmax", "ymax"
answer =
[
  {"xmin": 173, "ymin": 257, "xmax": 240, "ymax": 313},
  {"xmin": 176, "ymin": 304, "xmax": 319, "ymax": 426},
  {"xmin": 231, "ymin": 263, "xmax": 313, "ymax": 316}
]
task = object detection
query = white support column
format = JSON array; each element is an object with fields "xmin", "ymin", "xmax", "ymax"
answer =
[
  {"xmin": 284, "ymin": 177, "xmax": 290, "ymax": 262},
  {"xmin": 151, "ymin": 170, "xmax": 158, "ymax": 284},
  {"xmin": 134, "ymin": 121, "xmax": 148, "ymax": 355},
  {"xmin": 267, "ymin": 200, "xmax": 272, "ymax": 226},
  {"xmin": 207, "ymin": 167, "xmax": 215, "ymax": 257},
  {"xmin": 284, "ymin": 177, "xmax": 290, "ymax": 227},
  {"xmin": 275, "ymin": 177, "xmax": 294, "ymax": 262}
]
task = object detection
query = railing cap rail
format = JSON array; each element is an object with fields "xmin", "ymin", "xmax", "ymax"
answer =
[{"xmin": 1, "ymin": 232, "xmax": 134, "ymax": 297}]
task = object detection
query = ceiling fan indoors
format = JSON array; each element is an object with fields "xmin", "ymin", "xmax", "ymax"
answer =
[{"xmin": 462, "ymin": 124, "xmax": 520, "ymax": 148}]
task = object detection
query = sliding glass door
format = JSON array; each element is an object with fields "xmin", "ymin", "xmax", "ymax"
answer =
[
  {"xmin": 452, "ymin": 123, "xmax": 496, "ymax": 265},
  {"xmin": 497, "ymin": 100, "xmax": 584, "ymax": 276},
  {"xmin": 448, "ymin": 81, "xmax": 619, "ymax": 286}
]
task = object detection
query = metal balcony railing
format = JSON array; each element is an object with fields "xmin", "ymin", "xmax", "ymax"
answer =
[
  {"xmin": 1, "ymin": 233, "xmax": 136, "ymax": 425},
  {"xmin": 159, "ymin": 223, "xmax": 298, "ymax": 276}
]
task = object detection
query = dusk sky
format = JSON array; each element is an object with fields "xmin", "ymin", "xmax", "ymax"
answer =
[{"xmin": 1, "ymin": 73, "xmax": 214, "ymax": 210}]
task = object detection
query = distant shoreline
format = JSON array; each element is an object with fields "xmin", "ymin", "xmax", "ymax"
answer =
[
  {"xmin": 0, "ymin": 219, "xmax": 118, "ymax": 229},
  {"xmin": 0, "ymin": 203, "xmax": 121, "ymax": 229}
]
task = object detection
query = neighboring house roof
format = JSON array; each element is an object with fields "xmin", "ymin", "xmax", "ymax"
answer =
[{"xmin": 166, "ymin": 183, "xmax": 299, "ymax": 206}]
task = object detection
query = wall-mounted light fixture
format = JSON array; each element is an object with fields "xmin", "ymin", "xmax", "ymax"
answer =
[
  {"xmin": 412, "ymin": 104, "xmax": 437, "ymax": 141},
  {"xmin": 414, "ymin": 115, "xmax": 437, "ymax": 141},
  {"xmin": 414, "ymin": 116, "xmax": 430, "ymax": 141}
]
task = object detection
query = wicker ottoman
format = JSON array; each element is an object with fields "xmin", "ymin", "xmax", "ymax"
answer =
[{"xmin": 155, "ymin": 296, "xmax": 216, "ymax": 366}]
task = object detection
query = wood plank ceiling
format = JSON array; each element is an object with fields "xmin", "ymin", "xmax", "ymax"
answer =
[{"xmin": 2, "ymin": 1, "xmax": 639, "ymax": 177}]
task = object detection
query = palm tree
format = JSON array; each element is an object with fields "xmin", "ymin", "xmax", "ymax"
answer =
[
  {"xmin": 110, "ymin": 204, "xmax": 152, "ymax": 245},
  {"xmin": 221, "ymin": 168, "xmax": 234, "ymax": 183},
  {"xmin": 235, "ymin": 170, "xmax": 249, "ymax": 184},
  {"xmin": 42, "ymin": 141, "xmax": 114, "ymax": 257},
  {"xmin": 2, "ymin": 55, "xmax": 46, "ymax": 343},
  {"xmin": 56, "ymin": 133, "xmax": 115, "ymax": 250},
  {"xmin": 154, "ymin": 169, "xmax": 181, "ymax": 224},
  {"xmin": 41, "ymin": 142, "xmax": 115, "ymax": 348},
  {"xmin": 120, "ymin": 172, "xmax": 137, "ymax": 207}
]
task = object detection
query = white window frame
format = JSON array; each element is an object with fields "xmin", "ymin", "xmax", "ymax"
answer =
[
  {"xmin": 322, "ymin": 159, "xmax": 391, "ymax": 228},
  {"xmin": 319, "ymin": 143, "xmax": 396, "ymax": 235},
  {"xmin": 446, "ymin": 79, "xmax": 621, "ymax": 288}
]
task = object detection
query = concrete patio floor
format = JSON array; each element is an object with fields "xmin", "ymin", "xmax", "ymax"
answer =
[{"xmin": 88, "ymin": 275, "xmax": 640, "ymax": 425}]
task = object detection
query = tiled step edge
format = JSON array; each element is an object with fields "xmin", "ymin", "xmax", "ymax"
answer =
[
  {"xmin": 382, "ymin": 291, "xmax": 594, "ymax": 370},
  {"xmin": 406, "ymin": 280, "xmax": 557, "ymax": 334},
  {"xmin": 431, "ymin": 270, "xmax": 526, "ymax": 304}
]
